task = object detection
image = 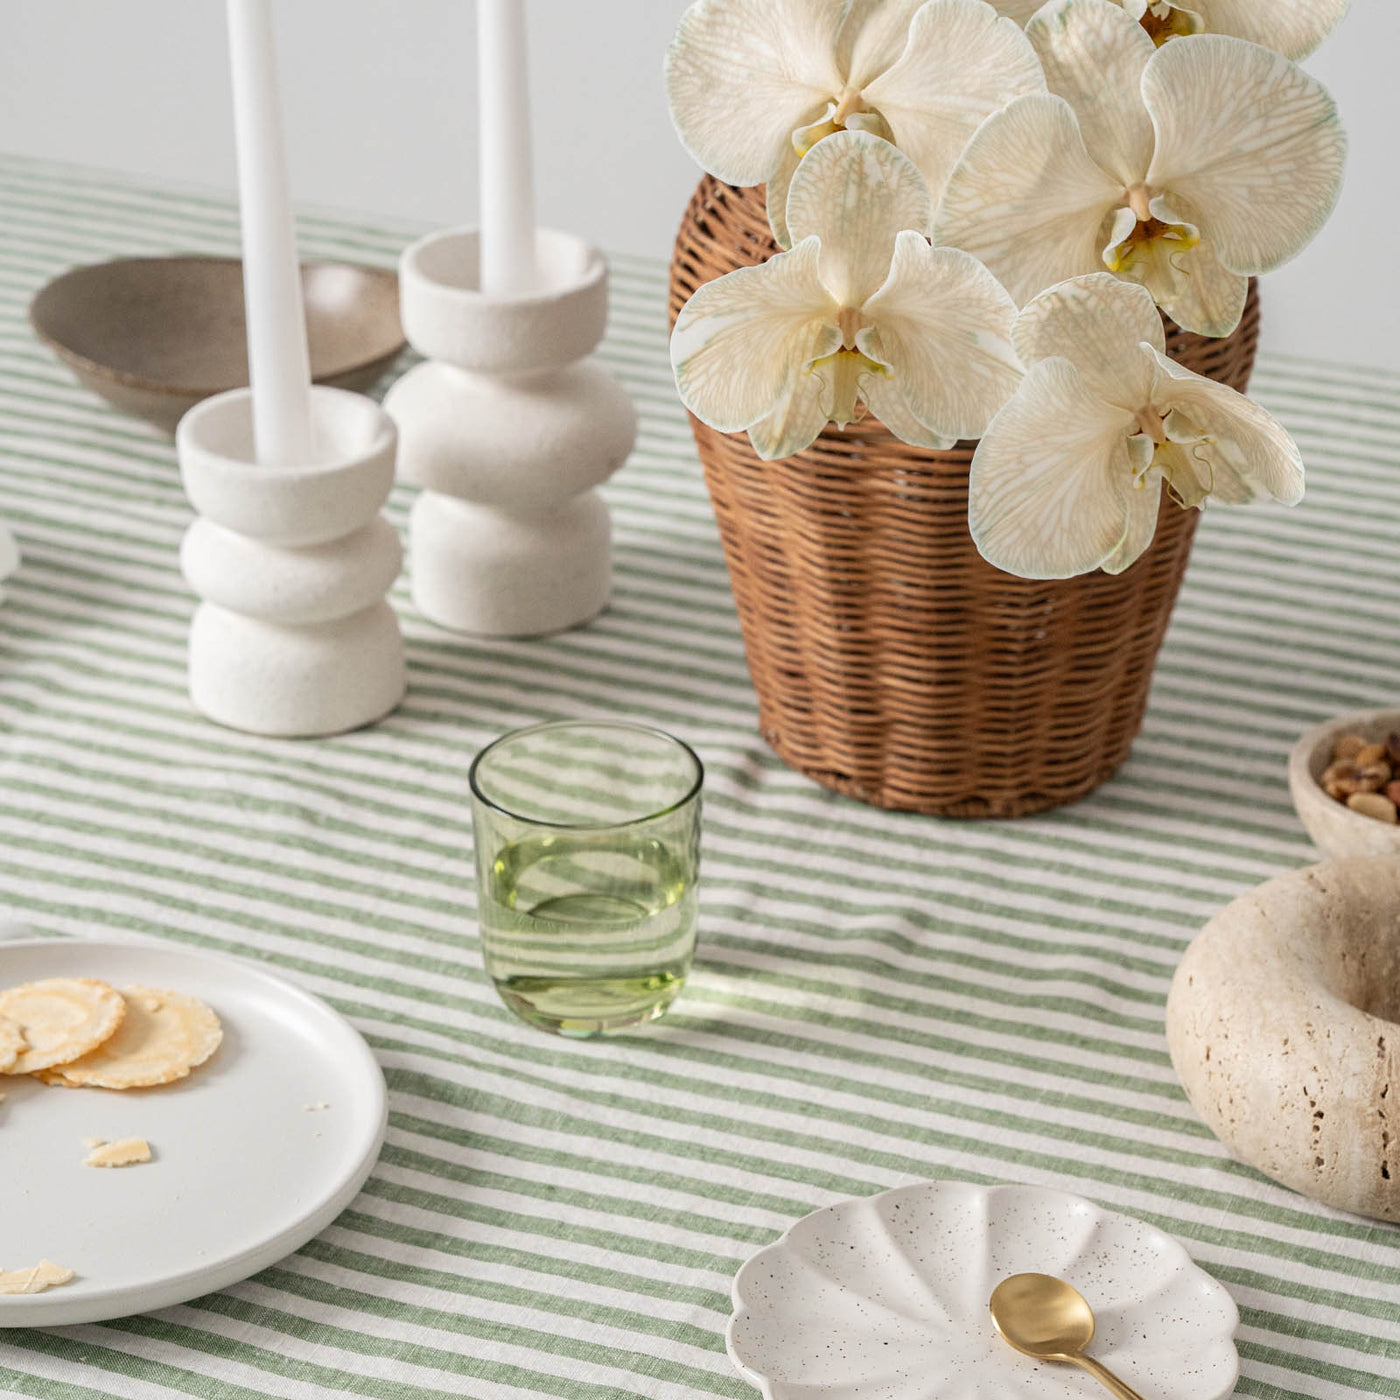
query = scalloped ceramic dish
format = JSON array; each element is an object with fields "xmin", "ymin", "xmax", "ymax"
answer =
[{"xmin": 727, "ymin": 1180, "xmax": 1239, "ymax": 1400}]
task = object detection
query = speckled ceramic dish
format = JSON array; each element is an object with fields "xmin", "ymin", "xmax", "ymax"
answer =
[
  {"xmin": 1289, "ymin": 708, "xmax": 1400, "ymax": 860},
  {"xmin": 30, "ymin": 256, "xmax": 405, "ymax": 434},
  {"xmin": 727, "ymin": 1180, "xmax": 1239, "ymax": 1400}
]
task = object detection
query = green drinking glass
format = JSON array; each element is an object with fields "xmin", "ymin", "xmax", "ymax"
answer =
[{"xmin": 469, "ymin": 720, "xmax": 704, "ymax": 1036}]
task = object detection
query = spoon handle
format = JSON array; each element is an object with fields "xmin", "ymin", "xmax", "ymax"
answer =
[{"xmin": 1072, "ymin": 1354, "xmax": 1147, "ymax": 1400}]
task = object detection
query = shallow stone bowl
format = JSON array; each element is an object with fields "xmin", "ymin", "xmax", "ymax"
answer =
[
  {"xmin": 1288, "ymin": 708, "xmax": 1400, "ymax": 859},
  {"xmin": 30, "ymin": 256, "xmax": 405, "ymax": 434}
]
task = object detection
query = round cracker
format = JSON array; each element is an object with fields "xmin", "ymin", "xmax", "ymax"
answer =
[
  {"xmin": 39, "ymin": 985, "xmax": 221, "ymax": 1089},
  {"xmin": 0, "ymin": 978, "xmax": 125, "ymax": 1074},
  {"xmin": 0, "ymin": 1016, "xmax": 24, "ymax": 1072}
]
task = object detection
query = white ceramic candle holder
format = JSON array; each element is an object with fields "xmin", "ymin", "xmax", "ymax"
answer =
[
  {"xmin": 384, "ymin": 227, "xmax": 637, "ymax": 636},
  {"xmin": 177, "ymin": 385, "xmax": 406, "ymax": 737}
]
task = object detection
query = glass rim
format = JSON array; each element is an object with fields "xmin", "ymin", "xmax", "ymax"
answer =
[{"xmin": 467, "ymin": 719, "xmax": 704, "ymax": 831}]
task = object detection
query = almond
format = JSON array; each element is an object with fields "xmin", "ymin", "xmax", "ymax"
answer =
[{"xmin": 1346, "ymin": 791, "xmax": 1398, "ymax": 823}]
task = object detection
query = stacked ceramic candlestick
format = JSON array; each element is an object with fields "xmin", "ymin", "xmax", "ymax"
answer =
[
  {"xmin": 385, "ymin": 228, "xmax": 635, "ymax": 636},
  {"xmin": 178, "ymin": 386, "xmax": 404, "ymax": 736},
  {"xmin": 386, "ymin": 0, "xmax": 635, "ymax": 637},
  {"xmin": 178, "ymin": 0, "xmax": 404, "ymax": 738}
]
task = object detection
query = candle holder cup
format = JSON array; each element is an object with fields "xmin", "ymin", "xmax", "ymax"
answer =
[
  {"xmin": 384, "ymin": 227, "xmax": 637, "ymax": 636},
  {"xmin": 177, "ymin": 384, "xmax": 406, "ymax": 737}
]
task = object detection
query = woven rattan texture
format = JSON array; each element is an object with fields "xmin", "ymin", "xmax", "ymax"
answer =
[{"xmin": 668, "ymin": 177, "xmax": 1261, "ymax": 817}]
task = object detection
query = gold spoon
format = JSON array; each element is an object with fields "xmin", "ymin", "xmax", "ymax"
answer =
[{"xmin": 989, "ymin": 1273, "xmax": 1146, "ymax": 1400}]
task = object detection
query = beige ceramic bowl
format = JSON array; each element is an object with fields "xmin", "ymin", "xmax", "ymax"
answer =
[
  {"xmin": 1288, "ymin": 708, "xmax": 1400, "ymax": 859},
  {"xmin": 30, "ymin": 256, "xmax": 406, "ymax": 434}
]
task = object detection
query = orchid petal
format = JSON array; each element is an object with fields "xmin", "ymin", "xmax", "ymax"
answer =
[
  {"xmin": 861, "ymin": 372, "xmax": 959, "ymax": 449},
  {"xmin": 860, "ymin": 233, "xmax": 1022, "ymax": 440},
  {"xmin": 1135, "ymin": 214, "xmax": 1248, "ymax": 337},
  {"xmin": 666, "ymin": 0, "xmax": 847, "ymax": 185},
  {"xmin": 987, "ymin": 0, "xmax": 1051, "ymax": 23},
  {"xmin": 935, "ymin": 93, "xmax": 1123, "ymax": 305},
  {"xmin": 864, "ymin": 0, "xmax": 1046, "ymax": 205},
  {"xmin": 671, "ymin": 236, "xmax": 841, "ymax": 432},
  {"xmin": 0, "ymin": 521, "xmax": 18, "ymax": 581},
  {"xmin": 1132, "ymin": 0, "xmax": 1206, "ymax": 43},
  {"xmin": 765, "ymin": 144, "xmax": 803, "ymax": 249},
  {"xmin": 787, "ymin": 130, "xmax": 933, "ymax": 305},
  {"xmin": 1013, "ymin": 273, "xmax": 1164, "ymax": 411},
  {"xmin": 1192, "ymin": 0, "xmax": 1348, "ymax": 60},
  {"xmin": 970, "ymin": 356, "xmax": 1140, "ymax": 578},
  {"xmin": 747, "ymin": 360, "xmax": 836, "ymax": 458},
  {"xmin": 1101, "ymin": 471, "xmax": 1163, "ymax": 573},
  {"xmin": 1026, "ymin": 0, "xmax": 1156, "ymax": 187},
  {"xmin": 1143, "ymin": 34, "xmax": 1346, "ymax": 273},
  {"xmin": 1147, "ymin": 347, "xmax": 1305, "ymax": 504},
  {"xmin": 840, "ymin": 0, "xmax": 929, "ymax": 89},
  {"xmin": 792, "ymin": 103, "xmax": 842, "ymax": 155},
  {"xmin": 1100, "ymin": 205, "xmax": 1137, "ymax": 263}
]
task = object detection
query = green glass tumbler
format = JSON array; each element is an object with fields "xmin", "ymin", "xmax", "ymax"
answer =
[{"xmin": 469, "ymin": 721, "xmax": 703, "ymax": 1036}]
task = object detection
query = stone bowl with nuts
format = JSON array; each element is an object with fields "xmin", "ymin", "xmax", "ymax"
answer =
[{"xmin": 1289, "ymin": 709, "xmax": 1400, "ymax": 859}]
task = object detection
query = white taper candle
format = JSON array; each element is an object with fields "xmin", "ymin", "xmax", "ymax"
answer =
[
  {"xmin": 477, "ymin": 0, "xmax": 538, "ymax": 298},
  {"xmin": 226, "ymin": 0, "xmax": 314, "ymax": 467}
]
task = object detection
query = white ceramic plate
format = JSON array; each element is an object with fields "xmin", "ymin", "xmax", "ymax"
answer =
[
  {"xmin": 0, "ymin": 938, "xmax": 387, "ymax": 1326},
  {"xmin": 728, "ymin": 1180, "xmax": 1239, "ymax": 1400}
]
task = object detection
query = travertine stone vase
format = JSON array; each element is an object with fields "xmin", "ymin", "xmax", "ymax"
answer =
[
  {"xmin": 385, "ymin": 227, "xmax": 637, "ymax": 637},
  {"xmin": 177, "ymin": 385, "xmax": 406, "ymax": 737},
  {"xmin": 1167, "ymin": 858, "xmax": 1400, "ymax": 1223}
]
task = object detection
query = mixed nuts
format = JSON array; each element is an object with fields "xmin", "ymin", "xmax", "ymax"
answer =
[{"xmin": 1320, "ymin": 731, "xmax": 1400, "ymax": 824}]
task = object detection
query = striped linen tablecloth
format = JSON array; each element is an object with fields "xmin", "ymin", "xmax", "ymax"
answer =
[{"xmin": 0, "ymin": 153, "xmax": 1397, "ymax": 1400}]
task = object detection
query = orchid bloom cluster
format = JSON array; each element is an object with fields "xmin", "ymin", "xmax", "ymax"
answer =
[
  {"xmin": 666, "ymin": 0, "xmax": 1347, "ymax": 578},
  {"xmin": 991, "ymin": 0, "xmax": 1348, "ymax": 59},
  {"xmin": 672, "ymin": 131, "xmax": 1021, "ymax": 459},
  {"xmin": 937, "ymin": 0, "xmax": 1346, "ymax": 336},
  {"xmin": 666, "ymin": 0, "xmax": 1044, "ymax": 246},
  {"xmin": 970, "ymin": 274, "xmax": 1303, "ymax": 577}
]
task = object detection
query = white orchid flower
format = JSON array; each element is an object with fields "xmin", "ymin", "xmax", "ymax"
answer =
[
  {"xmin": 935, "ymin": 0, "xmax": 1346, "ymax": 338},
  {"xmin": 990, "ymin": 0, "xmax": 1347, "ymax": 58},
  {"xmin": 671, "ymin": 130, "xmax": 1021, "ymax": 460},
  {"xmin": 665, "ymin": 0, "xmax": 1044, "ymax": 245},
  {"xmin": 969, "ymin": 273, "xmax": 1303, "ymax": 579}
]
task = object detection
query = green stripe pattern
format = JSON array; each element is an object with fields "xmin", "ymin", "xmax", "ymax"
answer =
[{"xmin": 0, "ymin": 152, "xmax": 1397, "ymax": 1399}]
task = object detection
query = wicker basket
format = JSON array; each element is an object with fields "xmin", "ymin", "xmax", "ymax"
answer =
[{"xmin": 668, "ymin": 177, "xmax": 1261, "ymax": 818}]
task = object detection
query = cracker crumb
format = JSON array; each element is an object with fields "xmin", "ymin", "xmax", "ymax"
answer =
[
  {"xmin": 303, "ymin": 1101, "xmax": 329, "ymax": 1112},
  {"xmin": 0, "ymin": 1260, "xmax": 75, "ymax": 1294},
  {"xmin": 82, "ymin": 1137, "xmax": 151, "ymax": 1168},
  {"xmin": 81, "ymin": 1136, "xmax": 104, "ymax": 1150}
]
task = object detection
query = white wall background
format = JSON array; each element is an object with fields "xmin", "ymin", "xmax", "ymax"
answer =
[{"xmin": 1, "ymin": 1, "xmax": 1395, "ymax": 367}]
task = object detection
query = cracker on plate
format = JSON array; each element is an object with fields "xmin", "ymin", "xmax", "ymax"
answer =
[
  {"xmin": 0, "ymin": 978, "xmax": 124, "ymax": 1075},
  {"xmin": 40, "ymin": 986, "xmax": 221, "ymax": 1090},
  {"xmin": 0, "ymin": 1016, "xmax": 24, "ymax": 1072}
]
